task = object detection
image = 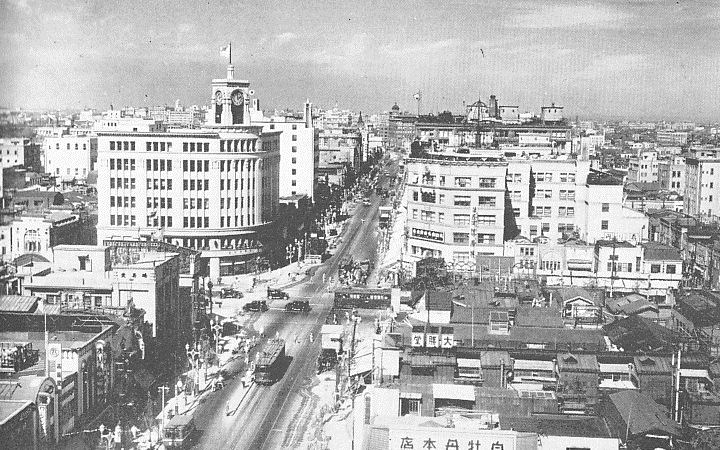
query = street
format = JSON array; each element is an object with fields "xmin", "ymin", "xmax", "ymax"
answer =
[{"xmin": 190, "ymin": 167, "xmax": 390, "ymax": 449}]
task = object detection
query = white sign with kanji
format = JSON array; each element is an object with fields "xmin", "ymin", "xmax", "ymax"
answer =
[
  {"xmin": 426, "ymin": 332, "xmax": 440, "ymax": 348},
  {"xmin": 440, "ymin": 333, "xmax": 455, "ymax": 349},
  {"xmin": 389, "ymin": 428, "xmax": 523, "ymax": 450},
  {"xmin": 411, "ymin": 332, "xmax": 424, "ymax": 348}
]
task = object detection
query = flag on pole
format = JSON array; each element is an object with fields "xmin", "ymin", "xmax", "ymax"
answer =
[{"xmin": 220, "ymin": 43, "xmax": 231, "ymax": 63}]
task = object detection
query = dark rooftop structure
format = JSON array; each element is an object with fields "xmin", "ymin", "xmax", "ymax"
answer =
[
  {"xmin": 604, "ymin": 315, "xmax": 676, "ymax": 352},
  {"xmin": 586, "ymin": 170, "xmax": 623, "ymax": 185}
]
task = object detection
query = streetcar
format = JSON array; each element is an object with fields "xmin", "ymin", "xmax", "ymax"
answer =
[{"xmin": 254, "ymin": 339, "xmax": 286, "ymax": 385}]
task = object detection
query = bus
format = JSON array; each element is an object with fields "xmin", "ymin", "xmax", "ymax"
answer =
[
  {"xmin": 162, "ymin": 414, "xmax": 196, "ymax": 449},
  {"xmin": 255, "ymin": 339, "xmax": 286, "ymax": 385},
  {"xmin": 333, "ymin": 287, "xmax": 392, "ymax": 310}
]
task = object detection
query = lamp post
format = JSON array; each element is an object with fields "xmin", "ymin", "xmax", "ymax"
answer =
[
  {"xmin": 207, "ymin": 280, "xmax": 214, "ymax": 315},
  {"xmin": 186, "ymin": 343, "xmax": 200, "ymax": 395},
  {"xmin": 157, "ymin": 385, "xmax": 170, "ymax": 443},
  {"xmin": 174, "ymin": 380, "xmax": 182, "ymax": 414},
  {"xmin": 210, "ymin": 319, "xmax": 222, "ymax": 355}
]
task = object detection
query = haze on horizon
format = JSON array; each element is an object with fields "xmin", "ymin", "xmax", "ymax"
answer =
[{"xmin": 1, "ymin": 0, "xmax": 719, "ymax": 122}]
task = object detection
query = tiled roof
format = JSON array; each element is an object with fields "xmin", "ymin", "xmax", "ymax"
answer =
[
  {"xmin": 607, "ymin": 390, "xmax": 681, "ymax": 437},
  {"xmin": 642, "ymin": 242, "xmax": 682, "ymax": 261},
  {"xmin": 556, "ymin": 352, "xmax": 598, "ymax": 372},
  {"xmin": 502, "ymin": 414, "xmax": 612, "ymax": 438},
  {"xmin": 513, "ymin": 307, "xmax": 564, "ymax": 329},
  {"xmin": 0, "ymin": 295, "xmax": 39, "ymax": 313}
]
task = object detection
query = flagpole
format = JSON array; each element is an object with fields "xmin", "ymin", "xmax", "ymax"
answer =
[{"xmin": 229, "ymin": 42, "xmax": 232, "ymax": 66}]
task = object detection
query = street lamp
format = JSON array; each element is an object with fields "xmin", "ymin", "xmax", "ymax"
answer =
[
  {"xmin": 210, "ymin": 319, "xmax": 222, "ymax": 355},
  {"xmin": 207, "ymin": 281, "xmax": 214, "ymax": 315},
  {"xmin": 174, "ymin": 380, "xmax": 182, "ymax": 414},
  {"xmin": 157, "ymin": 385, "xmax": 170, "ymax": 442},
  {"xmin": 186, "ymin": 343, "xmax": 200, "ymax": 395}
]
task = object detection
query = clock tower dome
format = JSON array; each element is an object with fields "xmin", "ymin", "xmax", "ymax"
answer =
[{"xmin": 210, "ymin": 54, "xmax": 253, "ymax": 126}]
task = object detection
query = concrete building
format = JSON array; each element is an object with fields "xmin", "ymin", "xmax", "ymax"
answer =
[
  {"xmin": 627, "ymin": 149, "xmax": 660, "ymax": 183},
  {"xmin": 0, "ymin": 138, "xmax": 30, "ymax": 168},
  {"xmin": 96, "ymin": 65, "xmax": 281, "ymax": 279},
  {"xmin": 21, "ymin": 244, "xmax": 192, "ymax": 364},
  {"xmin": 657, "ymin": 155, "xmax": 685, "ymax": 192},
  {"xmin": 656, "ymin": 130, "xmax": 688, "ymax": 146},
  {"xmin": 405, "ymin": 151, "xmax": 508, "ymax": 264},
  {"xmin": 10, "ymin": 212, "xmax": 80, "ymax": 260},
  {"xmin": 43, "ymin": 135, "xmax": 97, "ymax": 185},
  {"xmin": 257, "ymin": 101, "xmax": 319, "ymax": 199},
  {"xmin": 684, "ymin": 158, "xmax": 720, "ymax": 219}
]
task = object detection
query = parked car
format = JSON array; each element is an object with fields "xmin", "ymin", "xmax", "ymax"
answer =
[
  {"xmin": 267, "ymin": 288, "xmax": 289, "ymax": 299},
  {"xmin": 285, "ymin": 300, "xmax": 310, "ymax": 313},
  {"xmin": 220, "ymin": 287, "xmax": 243, "ymax": 299},
  {"xmin": 243, "ymin": 300, "xmax": 268, "ymax": 312}
]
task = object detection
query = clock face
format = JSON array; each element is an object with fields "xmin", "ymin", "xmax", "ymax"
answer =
[
  {"xmin": 231, "ymin": 91, "xmax": 243, "ymax": 106},
  {"xmin": 215, "ymin": 91, "xmax": 223, "ymax": 104}
]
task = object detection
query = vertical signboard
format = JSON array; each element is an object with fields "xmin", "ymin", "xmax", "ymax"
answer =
[{"xmin": 48, "ymin": 343, "xmax": 63, "ymax": 383}]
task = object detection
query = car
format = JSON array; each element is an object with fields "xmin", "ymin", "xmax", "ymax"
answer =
[
  {"xmin": 362, "ymin": 198, "xmax": 371, "ymax": 206},
  {"xmin": 267, "ymin": 288, "xmax": 289, "ymax": 299},
  {"xmin": 243, "ymin": 300, "xmax": 268, "ymax": 312},
  {"xmin": 220, "ymin": 287, "xmax": 243, "ymax": 299},
  {"xmin": 285, "ymin": 300, "xmax": 310, "ymax": 313}
]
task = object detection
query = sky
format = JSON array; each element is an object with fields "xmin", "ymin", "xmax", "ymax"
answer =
[{"xmin": 1, "ymin": 0, "xmax": 719, "ymax": 121}]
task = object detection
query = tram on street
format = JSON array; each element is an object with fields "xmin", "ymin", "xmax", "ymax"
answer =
[{"xmin": 254, "ymin": 338, "xmax": 286, "ymax": 385}]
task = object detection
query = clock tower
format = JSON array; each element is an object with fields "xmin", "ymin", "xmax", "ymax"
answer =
[{"xmin": 210, "ymin": 60, "xmax": 253, "ymax": 126}]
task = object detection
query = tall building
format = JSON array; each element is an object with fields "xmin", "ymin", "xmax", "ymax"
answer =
[
  {"xmin": 43, "ymin": 134, "xmax": 97, "ymax": 185},
  {"xmin": 684, "ymin": 158, "xmax": 720, "ymax": 219},
  {"xmin": 405, "ymin": 151, "xmax": 508, "ymax": 264},
  {"xmin": 658, "ymin": 155, "xmax": 685, "ymax": 192},
  {"xmin": 257, "ymin": 101, "xmax": 319, "ymax": 199},
  {"xmin": 627, "ymin": 149, "xmax": 660, "ymax": 183},
  {"xmin": 0, "ymin": 137, "xmax": 30, "ymax": 168},
  {"xmin": 96, "ymin": 64, "xmax": 281, "ymax": 279}
]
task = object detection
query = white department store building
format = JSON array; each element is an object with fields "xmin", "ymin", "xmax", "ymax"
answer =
[{"xmin": 96, "ymin": 64, "xmax": 281, "ymax": 279}]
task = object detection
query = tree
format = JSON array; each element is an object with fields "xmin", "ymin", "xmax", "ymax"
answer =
[{"xmin": 692, "ymin": 428, "xmax": 720, "ymax": 450}]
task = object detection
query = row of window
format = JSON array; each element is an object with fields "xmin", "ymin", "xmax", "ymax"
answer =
[
  {"xmin": 147, "ymin": 178, "xmax": 173, "ymax": 190},
  {"xmin": 183, "ymin": 142, "xmax": 210, "ymax": 152},
  {"xmin": 50, "ymin": 142, "xmax": 87, "ymax": 150},
  {"xmin": 55, "ymin": 168, "xmax": 87, "ymax": 176},
  {"xmin": 183, "ymin": 160, "xmax": 210, "ymax": 172},
  {"xmin": 109, "ymin": 141, "xmax": 137, "ymax": 151},
  {"xmin": 606, "ymin": 261, "xmax": 676, "ymax": 274},
  {"xmin": 148, "ymin": 197, "xmax": 173, "ymax": 209},
  {"xmin": 183, "ymin": 217, "xmax": 210, "ymax": 228},
  {"xmin": 219, "ymin": 139, "xmax": 255, "ymax": 153},
  {"xmin": 535, "ymin": 172, "xmax": 576, "ymax": 183},
  {"xmin": 414, "ymin": 174, "xmax": 499, "ymax": 188},
  {"xmin": 219, "ymin": 197, "xmax": 251, "ymax": 209},
  {"xmin": 146, "ymin": 159, "xmax": 173, "ymax": 171},
  {"xmin": 184, "ymin": 198, "xmax": 209, "ymax": 210},
  {"xmin": 110, "ymin": 158, "xmax": 136, "ymax": 171},
  {"xmin": 110, "ymin": 178, "xmax": 136, "ymax": 189},
  {"xmin": 412, "ymin": 191, "xmax": 499, "ymax": 208},
  {"xmin": 109, "ymin": 196, "xmax": 136, "ymax": 208},
  {"xmin": 183, "ymin": 179, "xmax": 210, "ymax": 191},
  {"xmin": 452, "ymin": 233, "xmax": 496, "ymax": 245},
  {"xmin": 532, "ymin": 206, "xmax": 575, "ymax": 217},
  {"xmin": 147, "ymin": 216, "xmax": 173, "ymax": 227},
  {"xmin": 110, "ymin": 215, "xmax": 136, "ymax": 226}
]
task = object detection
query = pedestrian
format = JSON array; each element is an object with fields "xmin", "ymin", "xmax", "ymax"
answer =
[
  {"xmin": 130, "ymin": 425, "xmax": 139, "ymax": 440},
  {"xmin": 226, "ymin": 401, "xmax": 230, "ymax": 416}
]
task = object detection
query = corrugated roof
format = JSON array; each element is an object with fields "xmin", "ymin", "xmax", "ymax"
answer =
[
  {"xmin": 0, "ymin": 295, "xmax": 38, "ymax": 313},
  {"xmin": 514, "ymin": 307, "xmax": 564, "ymax": 329}
]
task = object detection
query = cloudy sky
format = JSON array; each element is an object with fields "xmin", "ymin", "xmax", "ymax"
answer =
[{"xmin": 1, "ymin": 0, "xmax": 719, "ymax": 121}]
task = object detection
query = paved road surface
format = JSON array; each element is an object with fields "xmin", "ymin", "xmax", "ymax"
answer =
[{"xmin": 191, "ymin": 167, "xmax": 389, "ymax": 449}]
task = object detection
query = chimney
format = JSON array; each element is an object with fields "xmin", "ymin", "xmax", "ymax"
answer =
[{"xmin": 304, "ymin": 100, "xmax": 313, "ymax": 128}]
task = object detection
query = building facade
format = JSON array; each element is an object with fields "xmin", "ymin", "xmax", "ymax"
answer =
[
  {"xmin": 43, "ymin": 135, "xmax": 97, "ymax": 185},
  {"xmin": 257, "ymin": 102, "xmax": 319, "ymax": 199},
  {"xmin": 684, "ymin": 158, "xmax": 720, "ymax": 219},
  {"xmin": 96, "ymin": 67, "xmax": 281, "ymax": 279},
  {"xmin": 405, "ymin": 152, "xmax": 508, "ymax": 265}
]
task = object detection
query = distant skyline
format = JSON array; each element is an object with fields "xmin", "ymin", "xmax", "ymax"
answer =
[{"xmin": 1, "ymin": 0, "xmax": 719, "ymax": 122}]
